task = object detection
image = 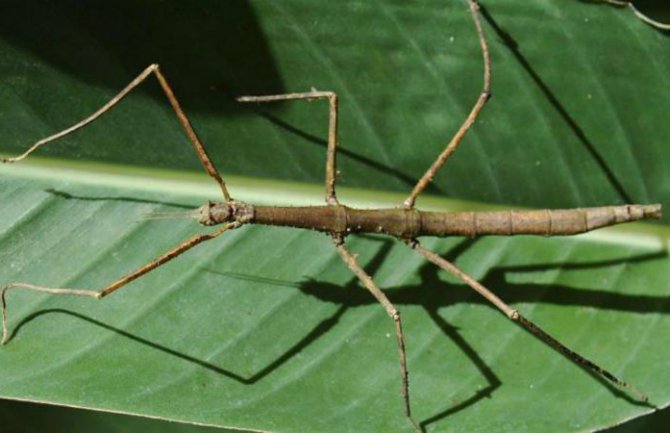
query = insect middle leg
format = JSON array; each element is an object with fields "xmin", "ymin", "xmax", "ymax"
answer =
[
  {"xmin": 236, "ymin": 91, "xmax": 340, "ymax": 205},
  {"xmin": 406, "ymin": 239, "xmax": 649, "ymax": 403},
  {"xmin": 1, "ymin": 221, "xmax": 241, "ymax": 345},
  {"xmin": 0, "ymin": 64, "xmax": 233, "ymax": 201},
  {"xmin": 404, "ymin": 0, "xmax": 491, "ymax": 209},
  {"xmin": 333, "ymin": 237, "xmax": 420, "ymax": 433}
]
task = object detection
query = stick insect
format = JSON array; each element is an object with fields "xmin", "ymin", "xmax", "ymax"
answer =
[{"xmin": 0, "ymin": 1, "xmax": 662, "ymax": 431}]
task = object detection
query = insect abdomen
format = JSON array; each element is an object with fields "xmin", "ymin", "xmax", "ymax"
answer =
[
  {"xmin": 420, "ymin": 204, "xmax": 661, "ymax": 237},
  {"xmin": 251, "ymin": 204, "xmax": 661, "ymax": 238}
]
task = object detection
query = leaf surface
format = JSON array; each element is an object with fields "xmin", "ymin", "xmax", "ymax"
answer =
[{"xmin": 0, "ymin": 1, "xmax": 669, "ymax": 432}]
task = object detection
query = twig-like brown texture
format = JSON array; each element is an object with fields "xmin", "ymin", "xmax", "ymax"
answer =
[{"xmin": 202, "ymin": 202, "xmax": 661, "ymax": 238}]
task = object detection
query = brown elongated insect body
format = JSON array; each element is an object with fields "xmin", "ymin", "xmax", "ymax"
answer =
[{"xmin": 199, "ymin": 201, "xmax": 662, "ymax": 238}]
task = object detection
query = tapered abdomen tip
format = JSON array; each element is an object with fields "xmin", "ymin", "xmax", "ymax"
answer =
[
  {"xmin": 585, "ymin": 204, "xmax": 662, "ymax": 231},
  {"xmin": 641, "ymin": 203, "xmax": 662, "ymax": 220}
]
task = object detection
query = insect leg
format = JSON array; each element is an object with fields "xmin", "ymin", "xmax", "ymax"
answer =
[
  {"xmin": 1, "ymin": 64, "xmax": 232, "ymax": 201},
  {"xmin": 1, "ymin": 221, "xmax": 241, "ymax": 345},
  {"xmin": 404, "ymin": 0, "xmax": 491, "ymax": 209},
  {"xmin": 626, "ymin": 2, "xmax": 670, "ymax": 30},
  {"xmin": 237, "ymin": 91, "xmax": 339, "ymax": 204},
  {"xmin": 333, "ymin": 237, "xmax": 420, "ymax": 433},
  {"xmin": 407, "ymin": 239, "xmax": 649, "ymax": 402},
  {"xmin": 600, "ymin": 1, "xmax": 670, "ymax": 30}
]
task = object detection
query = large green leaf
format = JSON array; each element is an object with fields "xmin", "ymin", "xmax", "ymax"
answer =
[
  {"xmin": 0, "ymin": 162, "xmax": 668, "ymax": 433},
  {"xmin": 0, "ymin": 1, "xmax": 668, "ymax": 432}
]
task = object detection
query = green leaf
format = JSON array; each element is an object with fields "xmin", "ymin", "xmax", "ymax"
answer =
[{"xmin": 0, "ymin": 1, "xmax": 668, "ymax": 433}]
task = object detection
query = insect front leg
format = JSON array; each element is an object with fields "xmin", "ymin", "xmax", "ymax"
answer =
[
  {"xmin": 0, "ymin": 64, "xmax": 233, "ymax": 201},
  {"xmin": 237, "ymin": 91, "xmax": 340, "ymax": 205},
  {"xmin": 1, "ymin": 222, "xmax": 241, "ymax": 345}
]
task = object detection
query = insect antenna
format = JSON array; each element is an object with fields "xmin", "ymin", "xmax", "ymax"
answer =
[{"xmin": 141, "ymin": 208, "xmax": 202, "ymax": 221}]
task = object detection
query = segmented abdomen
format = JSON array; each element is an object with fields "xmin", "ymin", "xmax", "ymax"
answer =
[{"xmin": 419, "ymin": 204, "xmax": 661, "ymax": 237}]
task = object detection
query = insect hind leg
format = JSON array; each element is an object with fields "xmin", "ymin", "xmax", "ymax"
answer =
[
  {"xmin": 403, "ymin": 0, "xmax": 491, "ymax": 209},
  {"xmin": 406, "ymin": 238, "xmax": 649, "ymax": 403}
]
